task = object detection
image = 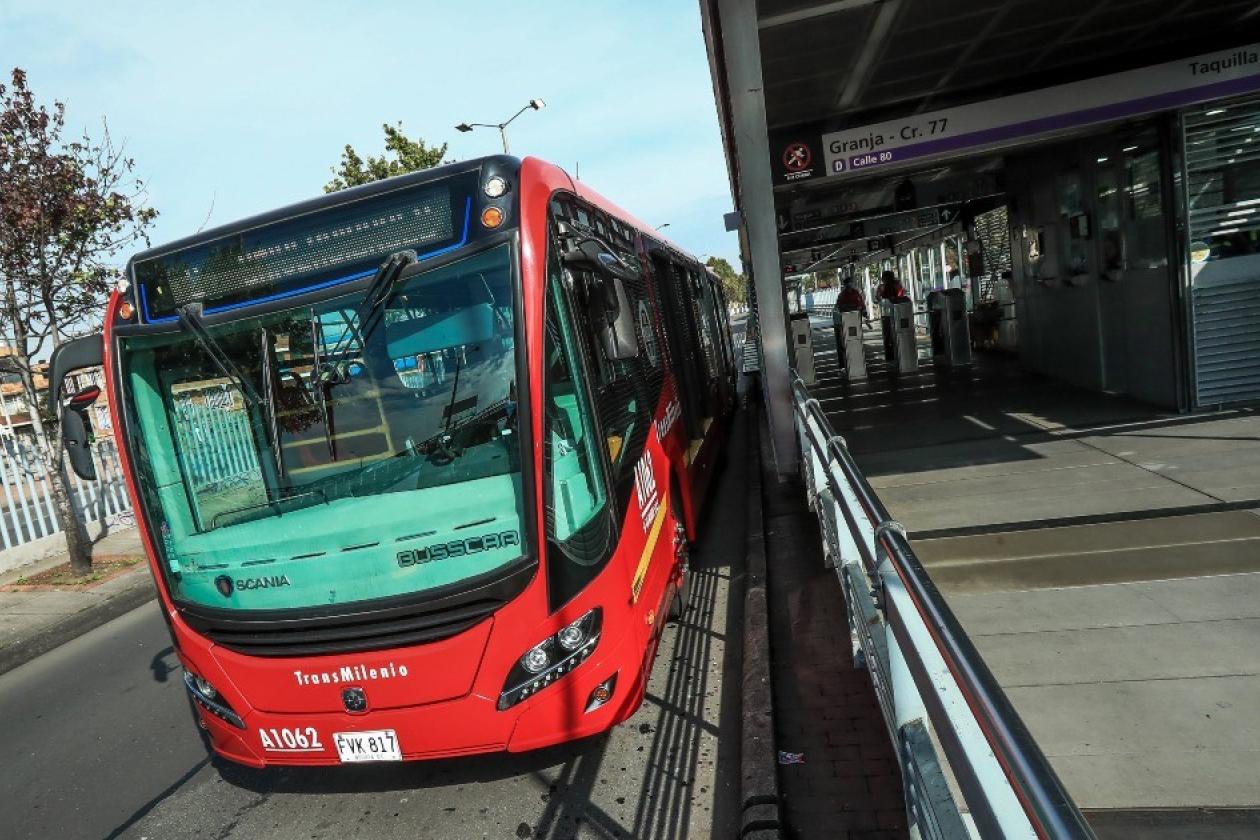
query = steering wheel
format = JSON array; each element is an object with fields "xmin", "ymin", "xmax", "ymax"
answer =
[{"xmin": 430, "ymin": 432, "xmax": 463, "ymax": 466}]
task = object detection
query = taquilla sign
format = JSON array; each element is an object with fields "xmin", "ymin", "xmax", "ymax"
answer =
[{"xmin": 814, "ymin": 44, "xmax": 1260, "ymax": 181}]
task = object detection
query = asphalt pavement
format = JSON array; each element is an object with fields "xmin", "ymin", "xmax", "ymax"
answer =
[{"xmin": 0, "ymin": 404, "xmax": 751, "ymax": 840}]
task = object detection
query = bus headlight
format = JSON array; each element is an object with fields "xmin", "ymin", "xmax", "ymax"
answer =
[
  {"xmin": 183, "ymin": 670, "xmax": 245, "ymax": 729},
  {"xmin": 189, "ymin": 674, "xmax": 216, "ymax": 699},
  {"xmin": 483, "ymin": 175, "xmax": 509, "ymax": 198},
  {"xmin": 498, "ymin": 607, "xmax": 602, "ymax": 711},
  {"xmin": 522, "ymin": 640, "xmax": 553, "ymax": 674}
]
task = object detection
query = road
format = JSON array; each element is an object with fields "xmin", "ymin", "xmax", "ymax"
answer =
[{"xmin": 0, "ymin": 406, "xmax": 750, "ymax": 840}]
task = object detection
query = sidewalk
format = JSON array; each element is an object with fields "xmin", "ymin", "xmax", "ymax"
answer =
[
  {"xmin": 756, "ymin": 399, "xmax": 907, "ymax": 840},
  {"xmin": 0, "ymin": 527, "xmax": 154, "ymax": 676}
]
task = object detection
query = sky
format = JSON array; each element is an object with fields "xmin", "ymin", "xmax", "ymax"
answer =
[{"xmin": 0, "ymin": 0, "xmax": 740, "ymax": 267}]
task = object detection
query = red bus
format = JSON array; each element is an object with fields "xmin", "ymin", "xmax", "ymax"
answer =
[{"xmin": 49, "ymin": 156, "xmax": 737, "ymax": 766}]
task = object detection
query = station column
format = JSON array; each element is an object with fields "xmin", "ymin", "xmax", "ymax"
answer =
[{"xmin": 715, "ymin": 0, "xmax": 797, "ymax": 474}]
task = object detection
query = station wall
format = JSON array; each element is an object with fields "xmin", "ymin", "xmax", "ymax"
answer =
[{"xmin": 1005, "ymin": 126, "xmax": 1182, "ymax": 409}]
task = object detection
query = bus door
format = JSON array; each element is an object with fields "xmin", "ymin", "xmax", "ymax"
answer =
[
  {"xmin": 688, "ymin": 271, "xmax": 730, "ymax": 416},
  {"xmin": 650, "ymin": 253, "xmax": 710, "ymax": 447},
  {"xmin": 549, "ymin": 197, "xmax": 675, "ymax": 632},
  {"xmin": 709, "ymin": 278, "xmax": 738, "ymax": 409}
]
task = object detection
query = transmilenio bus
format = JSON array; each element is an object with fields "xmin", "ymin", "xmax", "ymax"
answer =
[{"xmin": 49, "ymin": 156, "xmax": 737, "ymax": 765}]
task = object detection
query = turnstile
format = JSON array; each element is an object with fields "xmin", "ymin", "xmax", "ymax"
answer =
[
  {"xmin": 881, "ymin": 299, "xmax": 917, "ymax": 374},
  {"xmin": 833, "ymin": 308, "xmax": 867, "ymax": 380},
  {"xmin": 789, "ymin": 311, "xmax": 816, "ymax": 386},
  {"xmin": 928, "ymin": 288, "xmax": 972, "ymax": 367}
]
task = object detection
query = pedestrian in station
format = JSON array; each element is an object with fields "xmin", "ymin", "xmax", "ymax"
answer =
[
  {"xmin": 837, "ymin": 276, "xmax": 868, "ymax": 323},
  {"xmin": 878, "ymin": 270, "xmax": 909, "ymax": 302}
]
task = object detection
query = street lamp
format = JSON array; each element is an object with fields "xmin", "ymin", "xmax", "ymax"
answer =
[
  {"xmin": 655, "ymin": 223, "xmax": 670, "ymax": 230},
  {"xmin": 455, "ymin": 99, "xmax": 546, "ymax": 154}
]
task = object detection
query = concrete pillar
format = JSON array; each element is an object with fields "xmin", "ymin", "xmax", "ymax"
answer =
[{"xmin": 716, "ymin": 0, "xmax": 797, "ymax": 475}]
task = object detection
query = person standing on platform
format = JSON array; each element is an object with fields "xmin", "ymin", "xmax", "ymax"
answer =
[
  {"xmin": 878, "ymin": 270, "xmax": 909, "ymax": 302},
  {"xmin": 837, "ymin": 277, "xmax": 867, "ymax": 322}
]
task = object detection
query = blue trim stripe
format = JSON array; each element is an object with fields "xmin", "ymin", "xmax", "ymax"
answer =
[{"xmin": 142, "ymin": 195, "xmax": 474, "ymax": 324}]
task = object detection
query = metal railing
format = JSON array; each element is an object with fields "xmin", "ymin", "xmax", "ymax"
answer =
[
  {"xmin": 790, "ymin": 376, "xmax": 1095, "ymax": 840},
  {"xmin": 0, "ymin": 435, "xmax": 132, "ymax": 552},
  {"xmin": 171, "ymin": 401, "xmax": 261, "ymax": 491}
]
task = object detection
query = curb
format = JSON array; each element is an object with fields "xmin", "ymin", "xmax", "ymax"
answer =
[
  {"xmin": 740, "ymin": 389, "xmax": 785, "ymax": 839},
  {"xmin": 0, "ymin": 571, "xmax": 156, "ymax": 677}
]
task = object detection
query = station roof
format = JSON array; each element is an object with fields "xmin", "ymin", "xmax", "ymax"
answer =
[
  {"xmin": 758, "ymin": 0, "xmax": 1260, "ymax": 133},
  {"xmin": 704, "ymin": 0, "xmax": 1260, "ymax": 271}
]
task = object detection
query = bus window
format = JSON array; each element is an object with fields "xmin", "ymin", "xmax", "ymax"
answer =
[
  {"xmin": 690, "ymin": 269, "xmax": 722, "ymax": 386},
  {"xmin": 545, "ymin": 274, "xmax": 609, "ymax": 544},
  {"xmin": 649, "ymin": 253, "xmax": 705, "ymax": 439},
  {"xmin": 545, "ymin": 249, "xmax": 614, "ymax": 608},
  {"xmin": 551, "ymin": 200, "xmax": 662, "ymax": 512}
]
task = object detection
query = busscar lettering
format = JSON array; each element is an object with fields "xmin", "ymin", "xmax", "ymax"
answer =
[{"xmin": 396, "ymin": 530, "xmax": 520, "ymax": 567}]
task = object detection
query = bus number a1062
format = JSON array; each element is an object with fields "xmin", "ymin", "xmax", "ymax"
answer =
[{"xmin": 259, "ymin": 726, "xmax": 323, "ymax": 752}]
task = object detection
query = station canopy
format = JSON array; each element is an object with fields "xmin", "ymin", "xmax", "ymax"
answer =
[{"xmin": 726, "ymin": 0, "xmax": 1260, "ymax": 271}]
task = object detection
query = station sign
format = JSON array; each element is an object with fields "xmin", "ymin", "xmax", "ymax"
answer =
[
  {"xmin": 772, "ymin": 136, "xmax": 826, "ymax": 184},
  {"xmin": 779, "ymin": 43, "xmax": 1260, "ymax": 185},
  {"xmin": 777, "ymin": 170, "xmax": 1000, "ymax": 232},
  {"xmin": 782, "ymin": 204, "xmax": 961, "ymax": 261}
]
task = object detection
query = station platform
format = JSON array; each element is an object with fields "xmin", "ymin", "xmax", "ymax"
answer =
[{"xmin": 804, "ymin": 315, "xmax": 1260, "ymax": 835}]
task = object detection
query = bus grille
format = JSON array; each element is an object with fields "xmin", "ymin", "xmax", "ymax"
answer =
[
  {"xmin": 182, "ymin": 557, "xmax": 535, "ymax": 657},
  {"xmin": 200, "ymin": 599, "xmax": 500, "ymax": 657}
]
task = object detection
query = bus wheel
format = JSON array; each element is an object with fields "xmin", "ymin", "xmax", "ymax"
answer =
[
  {"xmin": 668, "ymin": 489, "xmax": 690, "ymax": 623},
  {"xmin": 668, "ymin": 565, "xmax": 691, "ymax": 623}
]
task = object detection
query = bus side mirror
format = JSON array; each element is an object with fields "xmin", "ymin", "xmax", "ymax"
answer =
[
  {"xmin": 48, "ymin": 333, "xmax": 104, "ymax": 481},
  {"xmin": 598, "ymin": 275, "xmax": 639, "ymax": 361},
  {"xmin": 61, "ymin": 404, "xmax": 97, "ymax": 481},
  {"xmin": 562, "ymin": 237, "xmax": 640, "ymax": 361}
]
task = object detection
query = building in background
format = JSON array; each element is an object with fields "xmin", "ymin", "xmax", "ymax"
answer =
[{"xmin": 0, "ymin": 345, "xmax": 113, "ymax": 442}]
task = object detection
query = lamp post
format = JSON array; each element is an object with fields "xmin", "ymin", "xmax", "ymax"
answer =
[
  {"xmin": 455, "ymin": 99, "xmax": 546, "ymax": 154},
  {"xmin": 655, "ymin": 223, "xmax": 670, "ymax": 231}
]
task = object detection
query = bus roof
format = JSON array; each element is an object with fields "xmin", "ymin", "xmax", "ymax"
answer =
[{"xmin": 127, "ymin": 155, "xmax": 519, "ymax": 269}]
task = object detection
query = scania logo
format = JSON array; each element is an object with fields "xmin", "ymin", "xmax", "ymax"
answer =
[
  {"xmin": 214, "ymin": 574, "xmax": 292, "ymax": 597},
  {"xmin": 237, "ymin": 574, "xmax": 291, "ymax": 591},
  {"xmin": 342, "ymin": 687, "xmax": 368, "ymax": 713}
]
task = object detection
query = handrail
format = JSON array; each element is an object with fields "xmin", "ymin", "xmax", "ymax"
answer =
[
  {"xmin": 880, "ymin": 533, "xmax": 1093, "ymax": 839},
  {"xmin": 789, "ymin": 374, "xmax": 1095, "ymax": 839}
]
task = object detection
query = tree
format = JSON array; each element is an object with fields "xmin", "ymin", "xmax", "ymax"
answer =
[
  {"xmin": 704, "ymin": 256, "xmax": 747, "ymax": 307},
  {"xmin": 0, "ymin": 68, "xmax": 156, "ymax": 575},
  {"xmin": 325, "ymin": 123, "xmax": 449, "ymax": 192}
]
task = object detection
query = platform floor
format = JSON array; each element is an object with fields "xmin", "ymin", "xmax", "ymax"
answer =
[
  {"xmin": 805, "ymin": 317, "xmax": 1260, "ymax": 825},
  {"xmin": 808, "ymin": 320, "xmax": 1260, "ymax": 538}
]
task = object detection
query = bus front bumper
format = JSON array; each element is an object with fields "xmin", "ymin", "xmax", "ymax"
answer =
[{"xmin": 193, "ymin": 626, "xmax": 644, "ymax": 767}]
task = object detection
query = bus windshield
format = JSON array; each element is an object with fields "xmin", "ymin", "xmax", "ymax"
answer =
[{"xmin": 120, "ymin": 243, "xmax": 525, "ymax": 611}]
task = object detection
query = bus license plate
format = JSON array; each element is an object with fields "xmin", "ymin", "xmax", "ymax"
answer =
[{"xmin": 333, "ymin": 729, "xmax": 401, "ymax": 762}]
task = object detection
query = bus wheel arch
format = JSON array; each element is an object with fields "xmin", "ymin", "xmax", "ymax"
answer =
[{"xmin": 667, "ymin": 475, "xmax": 691, "ymax": 622}]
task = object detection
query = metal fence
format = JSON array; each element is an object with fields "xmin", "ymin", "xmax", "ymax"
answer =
[
  {"xmin": 0, "ymin": 392, "xmax": 269, "ymax": 557},
  {"xmin": 790, "ymin": 376, "xmax": 1095, "ymax": 840},
  {"xmin": 0, "ymin": 434, "xmax": 132, "ymax": 551},
  {"xmin": 170, "ymin": 400, "xmax": 260, "ymax": 493}
]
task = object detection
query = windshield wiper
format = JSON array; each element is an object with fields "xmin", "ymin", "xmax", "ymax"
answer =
[
  {"xmin": 176, "ymin": 302, "xmax": 287, "ymax": 486},
  {"xmin": 318, "ymin": 250, "xmax": 417, "ymax": 385},
  {"xmin": 176, "ymin": 303, "xmax": 263, "ymax": 406}
]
